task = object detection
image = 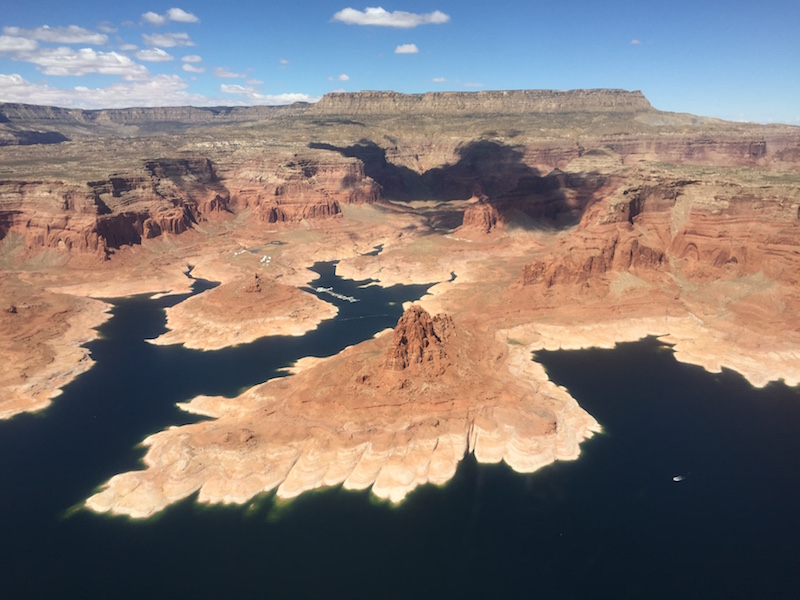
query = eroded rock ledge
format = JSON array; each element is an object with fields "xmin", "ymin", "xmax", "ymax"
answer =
[{"xmin": 86, "ymin": 306, "xmax": 600, "ymax": 517}]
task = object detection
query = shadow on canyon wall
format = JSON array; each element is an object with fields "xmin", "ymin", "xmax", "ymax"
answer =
[
  {"xmin": 310, "ymin": 139, "xmax": 538, "ymax": 201},
  {"xmin": 311, "ymin": 138, "xmax": 607, "ymax": 231}
]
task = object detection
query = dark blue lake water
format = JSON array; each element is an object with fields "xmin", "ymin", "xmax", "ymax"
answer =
[{"xmin": 1, "ymin": 264, "xmax": 799, "ymax": 599}]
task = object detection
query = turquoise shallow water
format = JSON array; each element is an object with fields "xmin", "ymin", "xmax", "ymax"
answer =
[{"xmin": 1, "ymin": 265, "xmax": 799, "ymax": 599}]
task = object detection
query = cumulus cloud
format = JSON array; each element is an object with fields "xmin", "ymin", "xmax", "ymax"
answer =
[
  {"xmin": 142, "ymin": 11, "xmax": 167, "ymax": 26},
  {"xmin": 142, "ymin": 8, "xmax": 200, "ymax": 26},
  {"xmin": 0, "ymin": 73, "xmax": 208, "ymax": 108},
  {"xmin": 219, "ymin": 84, "xmax": 319, "ymax": 105},
  {"xmin": 394, "ymin": 43, "xmax": 418, "ymax": 54},
  {"xmin": 631, "ymin": 38, "xmax": 642, "ymax": 45},
  {"xmin": 328, "ymin": 74, "xmax": 350, "ymax": 81},
  {"xmin": 432, "ymin": 77, "xmax": 447, "ymax": 83},
  {"xmin": 332, "ymin": 7, "xmax": 450, "ymax": 28},
  {"xmin": 213, "ymin": 67, "xmax": 246, "ymax": 78},
  {"xmin": 220, "ymin": 84, "xmax": 252, "ymax": 94},
  {"xmin": 181, "ymin": 54, "xmax": 202, "ymax": 63},
  {"xmin": 182, "ymin": 63, "xmax": 204, "ymax": 73},
  {"xmin": 167, "ymin": 8, "xmax": 200, "ymax": 23},
  {"xmin": 135, "ymin": 48, "xmax": 174, "ymax": 62},
  {"xmin": 0, "ymin": 35, "xmax": 39, "ymax": 53},
  {"xmin": 3, "ymin": 25, "xmax": 108, "ymax": 45},
  {"xmin": 16, "ymin": 47, "xmax": 149, "ymax": 79},
  {"xmin": 279, "ymin": 58, "xmax": 289, "ymax": 65},
  {"xmin": 142, "ymin": 32, "xmax": 194, "ymax": 47},
  {"xmin": 118, "ymin": 43, "xmax": 138, "ymax": 51},
  {"xmin": 0, "ymin": 72, "xmax": 318, "ymax": 108}
]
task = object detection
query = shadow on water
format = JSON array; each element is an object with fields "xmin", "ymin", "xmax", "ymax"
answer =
[{"xmin": 311, "ymin": 138, "xmax": 607, "ymax": 231}]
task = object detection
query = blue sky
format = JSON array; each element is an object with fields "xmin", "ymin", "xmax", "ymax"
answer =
[{"xmin": 0, "ymin": 1, "xmax": 797, "ymax": 123}]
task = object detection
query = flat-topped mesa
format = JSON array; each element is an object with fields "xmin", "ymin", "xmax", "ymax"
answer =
[
  {"xmin": 385, "ymin": 305, "xmax": 454, "ymax": 374},
  {"xmin": 0, "ymin": 102, "xmax": 310, "ymax": 127},
  {"xmin": 311, "ymin": 89, "xmax": 654, "ymax": 115}
]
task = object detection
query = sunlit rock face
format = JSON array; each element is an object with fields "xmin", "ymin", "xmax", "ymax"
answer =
[{"xmin": 85, "ymin": 305, "xmax": 600, "ymax": 517}]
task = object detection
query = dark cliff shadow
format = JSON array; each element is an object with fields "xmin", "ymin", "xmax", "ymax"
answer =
[
  {"xmin": 493, "ymin": 170, "xmax": 610, "ymax": 230},
  {"xmin": 311, "ymin": 138, "xmax": 603, "ymax": 231},
  {"xmin": 310, "ymin": 140, "xmax": 432, "ymax": 199},
  {"xmin": 422, "ymin": 140, "xmax": 539, "ymax": 200}
]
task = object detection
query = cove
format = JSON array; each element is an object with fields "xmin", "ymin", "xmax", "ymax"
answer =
[{"xmin": 2, "ymin": 276, "xmax": 800, "ymax": 598}]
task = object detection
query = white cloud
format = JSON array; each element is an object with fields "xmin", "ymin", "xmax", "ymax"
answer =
[
  {"xmin": 3, "ymin": 25, "xmax": 108, "ymax": 45},
  {"xmin": 135, "ymin": 48, "xmax": 174, "ymax": 62},
  {"xmin": 142, "ymin": 12, "xmax": 167, "ymax": 26},
  {"xmin": 338, "ymin": 73, "xmax": 350, "ymax": 81},
  {"xmin": 219, "ymin": 84, "xmax": 318, "ymax": 105},
  {"xmin": 182, "ymin": 63, "xmax": 204, "ymax": 73},
  {"xmin": 0, "ymin": 73, "xmax": 210, "ymax": 108},
  {"xmin": 279, "ymin": 58, "xmax": 289, "ymax": 65},
  {"xmin": 0, "ymin": 35, "xmax": 39, "ymax": 53},
  {"xmin": 432, "ymin": 77, "xmax": 447, "ymax": 82},
  {"xmin": 182, "ymin": 54, "xmax": 202, "ymax": 62},
  {"xmin": 167, "ymin": 8, "xmax": 200, "ymax": 23},
  {"xmin": 246, "ymin": 79, "xmax": 263, "ymax": 85},
  {"xmin": 631, "ymin": 39, "xmax": 642, "ymax": 45},
  {"xmin": 394, "ymin": 43, "xmax": 418, "ymax": 54},
  {"xmin": 17, "ymin": 47, "xmax": 150, "ymax": 79},
  {"xmin": 142, "ymin": 32, "xmax": 194, "ymax": 47},
  {"xmin": 142, "ymin": 8, "xmax": 199, "ymax": 26},
  {"xmin": 220, "ymin": 84, "xmax": 252, "ymax": 94},
  {"xmin": 97, "ymin": 22, "xmax": 117, "ymax": 34},
  {"xmin": 332, "ymin": 7, "xmax": 450, "ymax": 28},
  {"xmin": 213, "ymin": 66, "xmax": 246, "ymax": 78},
  {"xmin": 118, "ymin": 43, "xmax": 138, "ymax": 51}
]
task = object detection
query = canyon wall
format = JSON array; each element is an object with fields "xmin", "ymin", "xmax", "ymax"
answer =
[
  {"xmin": 1, "ymin": 152, "xmax": 381, "ymax": 252},
  {"xmin": 311, "ymin": 89, "xmax": 654, "ymax": 115}
]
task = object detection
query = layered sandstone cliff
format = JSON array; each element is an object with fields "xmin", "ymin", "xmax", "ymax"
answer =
[
  {"xmin": 312, "ymin": 89, "xmax": 654, "ymax": 115},
  {"xmin": 0, "ymin": 102, "xmax": 309, "ymax": 128},
  {"xmin": 0, "ymin": 150, "xmax": 381, "ymax": 253}
]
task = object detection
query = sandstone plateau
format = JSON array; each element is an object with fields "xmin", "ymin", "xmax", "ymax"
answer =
[{"xmin": 1, "ymin": 89, "xmax": 799, "ymax": 515}]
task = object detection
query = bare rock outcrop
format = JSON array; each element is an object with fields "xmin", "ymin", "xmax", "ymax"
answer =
[
  {"xmin": 227, "ymin": 155, "xmax": 381, "ymax": 224},
  {"xmin": 0, "ymin": 180, "xmax": 107, "ymax": 253},
  {"xmin": 385, "ymin": 305, "xmax": 453, "ymax": 373},
  {"xmin": 86, "ymin": 304, "xmax": 600, "ymax": 517},
  {"xmin": 460, "ymin": 197, "xmax": 501, "ymax": 233},
  {"xmin": 520, "ymin": 227, "xmax": 665, "ymax": 287}
]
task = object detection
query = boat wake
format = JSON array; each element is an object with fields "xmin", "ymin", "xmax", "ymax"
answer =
[{"xmin": 314, "ymin": 287, "xmax": 359, "ymax": 303}]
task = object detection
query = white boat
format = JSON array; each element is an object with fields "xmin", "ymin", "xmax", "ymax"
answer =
[{"xmin": 314, "ymin": 287, "xmax": 359, "ymax": 302}]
